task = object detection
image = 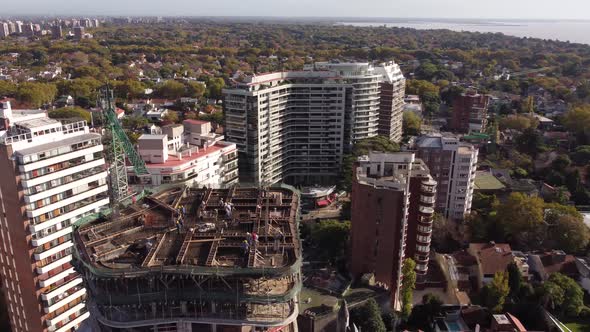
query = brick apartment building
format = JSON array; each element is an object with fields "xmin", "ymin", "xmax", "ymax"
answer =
[
  {"xmin": 350, "ymin": 152, "xmax": 436, "ymax": 309},
  {"xmin": 450, "ymin": 92, "xmax": 490, "ymax": 133}
]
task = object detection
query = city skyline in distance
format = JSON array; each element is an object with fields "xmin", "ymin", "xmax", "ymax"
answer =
[{"xmin": 2, "ymin": 0, "xmax": 590, "ymax": 20}]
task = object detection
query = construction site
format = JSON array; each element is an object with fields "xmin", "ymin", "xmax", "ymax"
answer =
[{"xmin": 74, "ymin": 185, "xmax": 302, "ymax": 332}]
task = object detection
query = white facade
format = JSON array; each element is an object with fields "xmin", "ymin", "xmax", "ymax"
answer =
[
  {"xmin": 0, "ymin": 101, "xmax": 109, "ymax": 332},
  {"xmin": 134, "ymin": 120, "xmax": 238, "ymax": 188},
  {"xmin": 415, "ymin": 134, "xmax": 478, "ymax": 221},
  {"xmin": 223, "ymin": 61, "xmax": 405, "ymax": 185}
]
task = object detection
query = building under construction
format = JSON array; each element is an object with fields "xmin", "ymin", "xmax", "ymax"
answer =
[{"xmin": 74, "ymin": 185, "xmax": 302, "ymax": 332}]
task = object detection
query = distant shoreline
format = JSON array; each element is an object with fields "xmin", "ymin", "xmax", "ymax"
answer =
[{"xmin": 336, "ymin": 19, "xmax": 590, "ymax": 45}]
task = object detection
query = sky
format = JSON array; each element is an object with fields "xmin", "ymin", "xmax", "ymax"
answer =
[{"xmin": 3, "ymin": 0, "xmax": 590, "ymax": 20}]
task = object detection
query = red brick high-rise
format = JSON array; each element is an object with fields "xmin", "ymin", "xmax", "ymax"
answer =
[
  {"xmin": 350, "ymin": 152, "xmax": 436, "ymax": 310},
  {"xmin": 450, "ymin": 92, "xmax": 490, "ymax": 133}
]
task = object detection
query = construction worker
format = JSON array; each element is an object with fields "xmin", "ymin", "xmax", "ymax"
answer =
[
  {"xmin": 252, "ymin": 231, "xmax": 258, "ymax": 243},
  {"xmin": 242, "ymin": 240, "xmax": 249, "ymax": 255}
]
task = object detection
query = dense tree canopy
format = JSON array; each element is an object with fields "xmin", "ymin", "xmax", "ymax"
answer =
[
  {"xmin": 401, "ymin": 258, "xmax": 417, "ymax": 319},
  {"xmin": 481, "ymin": 272, "xmax": 510, "ymax": 313},
  {"xmin": 541, "ymin": 273, "xmax": 585, "ymax": 317},
  {"xmin": 403, "ymin": 111, "xmax": 422, "ymax": 136},
  {"xmin": 48, "ymin": 107, "xmax": 92, "ymax": 123},
  {"xmin": 350, "ymin": 298, "xmax": 386, "ymax": 332},
  {"xmin": 309, "ymin": 220, "xmax": 350, "ymax": 262}
]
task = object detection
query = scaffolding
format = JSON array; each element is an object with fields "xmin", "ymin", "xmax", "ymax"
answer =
[{"xmin": 74, "ymin": 185, "xmax": 302, "ymax": 331}]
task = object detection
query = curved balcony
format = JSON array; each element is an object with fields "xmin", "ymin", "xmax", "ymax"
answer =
[
  {"xmin": 419, "ymin": 195, "xmax": 436, "ymax": 205},
  {"xmin": 414, "ymin": 255, "xmax": 429, "ymax": 264},
  {"xmin": 418, "ymin": 206, "xmax": 434, "ymax": 215},
  {"xmin": 416, "ymin": 236, "xmax": 432, "ymax": 246},
  {"xmin": 416, "ymin": 264, "xmax": 428, "ymax": 274},
  {"xmin": 415, "ymin": 244, "xmax": 431, "ymax": 255}
]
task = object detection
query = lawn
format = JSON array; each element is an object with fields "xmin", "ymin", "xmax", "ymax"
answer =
[{"xmin": 561, "ymin": 317, "xmax": 590, "ymax": 332}]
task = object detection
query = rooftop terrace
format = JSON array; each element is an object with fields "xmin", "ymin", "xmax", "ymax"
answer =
[{"xmin": 76, "ymin": 185, "xmax": 300, "ymax": 277}]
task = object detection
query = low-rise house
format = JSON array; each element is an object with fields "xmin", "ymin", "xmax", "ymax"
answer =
[
  {"xmin": 435, "ymin": 306, "xmax": 530, "ymax": 332},
  {"xmin": 542, "ymin": 131, "xmax": 571, "ymax": 149},
  {"xmin": 468, "ymin": 242, "xmax": 513, "ymax": 289},
  {"xmin": 527, "ymin": 250, "xmax": 578, "ymax": 282},
  {"xmin": 533, "ymin": 114, "xmax": 554, "ymax": 130},
  {"xmin": 146, "ymin": 108, "xmax": 170, "ymax": 121},
  {"xmin": 55, "ymin": 94, "xmax": 74, "ymax": 107}
]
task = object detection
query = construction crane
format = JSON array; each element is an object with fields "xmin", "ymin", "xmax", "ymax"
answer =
[{"xmin": 99, "ymin": 86, "xmax": 148, "ymax": 204}]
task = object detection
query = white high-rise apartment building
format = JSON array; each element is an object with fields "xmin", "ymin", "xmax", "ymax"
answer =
[
  {"xmin": 414, "ymin": 134, "xmax": 478, "ymax": 221},
  {"xmin": 223, "ymin": 61, "xmax": 405, "ymax": 185},
  {"xmin": 0, "ymin": 23, "xmax": 9, "ymax": 38},
  {"xmin": 0, "ymin": 100, "xmax": 109, "ymax": 332}
]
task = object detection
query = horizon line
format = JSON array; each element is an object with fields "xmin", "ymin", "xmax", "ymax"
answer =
[{"xmin": 1, "ymin": 14, "xmax": 590, "ymax": 22}]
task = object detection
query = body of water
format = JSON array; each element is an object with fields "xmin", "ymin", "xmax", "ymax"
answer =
[{"xmin": 336, "ymin": 19, "xmax": 590, "ymax": 45}]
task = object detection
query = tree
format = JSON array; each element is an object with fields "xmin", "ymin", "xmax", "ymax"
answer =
[
  {"xmin": 48, "ymin": 107, "xmax": 91, "ymax": 123},
  {"xmin": 156, "ymin": 80, "xmax": 186, "ymax": 99},
  {"xmin": 541, "ymin": 273, "xmax": 584, "ymax": 316},
  {"xmin": 16, "ymin": 82, "xmax": 57, "ymax": 108},
  {"xmin": 441, "ymin": 85, "xmax": 465, "ymax": 104},
  {"xmin": 403, "ymin": 111, "xmax": 422, "ymax": 136},
  {"xmin": 339, "ymin": 136, "xmax": 400, "ymax": 191},
  {"xmin": 0, "ymin": 80, "xmax": 17, "ymax": 97},
  {"xmin": 401, "ymin": 258, "xmax": 417, "ymax": 319},
  {"xmin": 497, "ymin": 193, "xmax": 544, "ymax": 240},
  {"xmin": 481, "ymin": 272, "xmax": 510, "ymax": 313},
  {"xmin": 406, "ymin": 80, "xmax": 440, "ymax": 100},
  {"xmin": 553, "ymin": 214, "xmax": 590, "ymax": 253},
  {"xmin": 57, "ymin": 78, "xmax": 102, "ymax": 107},
  {"xmin": 350, "ymin": 298, "xmax": 386, "ymax": 332},
  {"xmin": 415, "ymin": 61, "xmax": 438, "ymax": 80},
  {"xmin": 422, "ymin": 293, "xmax": 443, "ymax": 322},
  {"xmin": 186, "ymin": 81, "xmax": 206, "ymax": 98},
  {"xmin": 199, "ymin": 112, "xmax": 224, "ymax": 125},
  {"xmin": 571, "ymin": 145, "xmax": 590, "ymax": 165},
  {"xmin": 499, "ymin": 115, "xmax": 539, "ymax": 131},
  {"xmin": 309, "ymin": 220, "xmax": 350, "ymax": 262},
  {"xmin": 563, "ymin": 105, "xmax": 590, "ymax": 144},
  {"xmin": 162, "ymin": 111, "xmax": 180, "ymax": 123},
  {"xmin": 516, "ymin": 128, "xmax": 543, "ymax": 157},
  {"xmin": 207, "ymin": 77, "xmax": 225, "ymax": 100},
  {"xmin": 113, "ymin": 79, "xmax": 146, "ymax": 99},
  {"xmin": 551, "ymin": 154, "xmax": 571, "ymax": 172},
  {"xmin": 122, "ymin": 116, "xmax": 149, "ymax": 131},
  {"xmin": 521, "ymin": 96, "xmax": 535, "ymax": 114},
  {"xmin": 507, "ymin": 262, "xmax": 522, "ymax": 298}
]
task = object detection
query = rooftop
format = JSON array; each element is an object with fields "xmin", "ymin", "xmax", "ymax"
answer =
[
  {"xmin": 474, "ymin": 171, "xmax": 506, "ymax": 191},
  {"xmin": 183, "ymin": 119, "xmax": 209, "ymax": 125},
  {"xmin": 144, "ymin": 143, "xmax": 225, "ymax": 168},
  {"xmin": 469, "ymin": 242, "xmax": 513, "ymax": 276},
  {"xmin": 15, "ymin": 117, "xmax": 60, "ymax": 129},
  {"xmin": 76, "ymin": 186, "xmax": 300, "ymax": 276}
]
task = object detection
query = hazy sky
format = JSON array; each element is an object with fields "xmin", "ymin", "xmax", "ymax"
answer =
[{"xmin": 3, "ymin": 0, "xmax": 590, "ymax": 20}]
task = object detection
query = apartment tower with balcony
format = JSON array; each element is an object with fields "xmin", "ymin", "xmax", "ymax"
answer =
[
  {"xmin": 350, "ymin": 152, "xmax": 436, "ymax": 310},
  {"xmin": 223, "ymin": 61, "xmax": 405, "ymax": 186},
  {"xmin": 0, "ymin": 100, "xmax": 109, "ymax": 332},
  {"xmin": 414, "ymin": 134, "xmax": 478, "ymax": 221}
]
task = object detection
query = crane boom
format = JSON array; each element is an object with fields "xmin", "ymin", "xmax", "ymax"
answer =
[{"xmin": 99, "ymin": 86, "xmax": 148, "ymax": 203}]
